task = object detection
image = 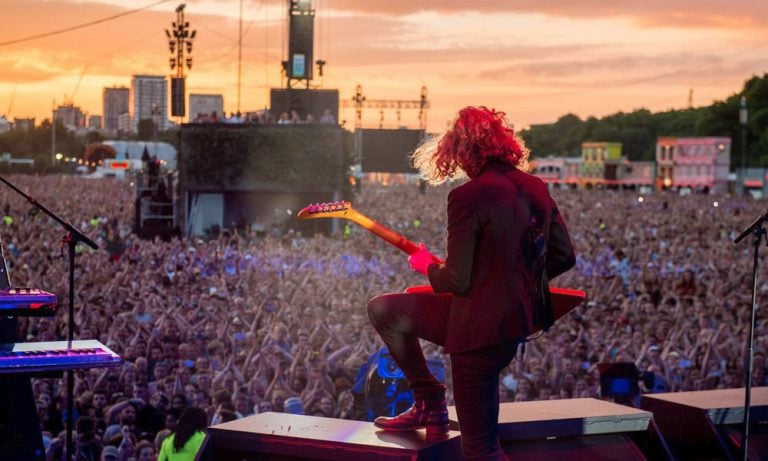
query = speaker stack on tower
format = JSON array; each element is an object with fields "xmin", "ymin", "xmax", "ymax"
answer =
[
  {"xmin": 171, "ymin": 77, "xmax": 185, "ymax": 117},
  {"xmin": 288, "ymin": 1, "xmax": 314, "ymax": 81}
]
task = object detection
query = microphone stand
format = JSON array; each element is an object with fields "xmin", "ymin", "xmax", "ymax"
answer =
[
  {"xmin": 733, "ymin": 210, "xmax": 768, "ymax": 461},
  {"xmin": 0, "ymin": 176, "xmax": 98, "ymax": 461}
]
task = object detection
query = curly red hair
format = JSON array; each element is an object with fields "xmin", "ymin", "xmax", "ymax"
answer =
[{"xmin": 412, "ymin": 106, "xmax": 529, "ymax": 184}]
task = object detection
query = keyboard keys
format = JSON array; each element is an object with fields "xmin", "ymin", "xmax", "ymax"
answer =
[{"xmin": 0, "ymin": 340, "xmax": 121, "ymax": 374}]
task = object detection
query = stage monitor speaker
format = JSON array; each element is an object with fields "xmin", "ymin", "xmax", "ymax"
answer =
[
  {"xmin": 199, "ymin": 412, "xmax": 463, "ymax": 461},
  {"xmin": 641, "ymin": 387, "xmax": 768, "ymax": 461},
  {"xmin": 448, "ymin": 398, "xmax": 653, "ymax": 461},
  {"xmin": 171, "ymin": 77, "xmax": 185, "ymax": 117}
]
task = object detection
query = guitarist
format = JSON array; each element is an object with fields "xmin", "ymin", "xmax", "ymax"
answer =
[{"xmin": 367, "ymin": 106, "xmax": 576, "ymax": 461}]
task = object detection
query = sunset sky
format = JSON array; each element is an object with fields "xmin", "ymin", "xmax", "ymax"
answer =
[{"xmin": 1, "ymin": 0, "xmax": 767, "ymax": 131}]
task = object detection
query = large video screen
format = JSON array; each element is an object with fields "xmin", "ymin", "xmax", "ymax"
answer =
[{"xmin": 360, "ymin": 129, "xmax": 425, "ymax": 173}]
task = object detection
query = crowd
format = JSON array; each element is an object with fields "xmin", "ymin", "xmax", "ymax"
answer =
[{"xmin": 0, "ymin": 174, "xmax": 765, "ymax": 460}]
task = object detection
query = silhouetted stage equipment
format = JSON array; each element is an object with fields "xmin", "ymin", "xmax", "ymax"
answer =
[
  {"xmin": 448, "ymin": 398, "xmax": 652, "ymax": 460},
  {"xmin": 199, "ymin": 412, "xmax": 463, "ymax": 460},
  {"xmin": 642, "ymin": 387, "xmax": 768, "ymax": 461}
]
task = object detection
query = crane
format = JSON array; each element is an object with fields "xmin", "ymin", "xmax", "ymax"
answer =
[
  {"xmin": 63, "ymin": 67, "xmax": 87, "ymax": 106},
  {"xmin": 5, "ymin": 84, "xmax": 16, "ymax": 117}
]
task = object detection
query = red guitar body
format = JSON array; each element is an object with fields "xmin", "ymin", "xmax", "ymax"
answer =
[
  {"xmin": 404, "ymin": 285, "xmax": 584, "ymax": 328},
  {"xmin": 298, "ymin": 201, "xmax": 586, "ymax": 331}
]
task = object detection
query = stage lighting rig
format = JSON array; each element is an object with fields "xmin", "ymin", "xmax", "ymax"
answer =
[{"xmin": 166, "ymin": 4, "xmax": 196, "ymax": 117}]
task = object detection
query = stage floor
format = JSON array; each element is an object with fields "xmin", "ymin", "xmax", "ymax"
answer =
[{"xmin": 202, "ymin": 398, "xmax": 652, "ymax": 460}]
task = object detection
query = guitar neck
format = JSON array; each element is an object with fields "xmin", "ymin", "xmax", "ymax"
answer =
[
  {"xmin": 349, "ymin": 212, "xmax": 420, "ymax": 255},
  {"xmin": 298, "ymin": 202, "xmax": 436, "ymax": 258}
]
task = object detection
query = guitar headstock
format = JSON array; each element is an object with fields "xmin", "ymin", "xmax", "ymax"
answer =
[{"xmin": 297, "ymin": 201, "xmax": 353, "ymax": 220}]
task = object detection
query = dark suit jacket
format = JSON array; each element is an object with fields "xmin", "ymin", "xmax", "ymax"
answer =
[{"xmin": 427, "ymin": 161, "xmax": 576, "ymax": 353}]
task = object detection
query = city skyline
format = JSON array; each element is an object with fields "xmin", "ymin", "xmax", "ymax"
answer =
[{"xmin": 1, "ymin": 0, "xmax": 767, "ymax": 131}]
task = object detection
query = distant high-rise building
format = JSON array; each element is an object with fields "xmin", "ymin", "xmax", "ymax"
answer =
[
  {"xmin": 130, "ymin": 75, "xmax": 168, "ymax": 132},
  {"xmin": 88, "ymin": 115, "xmax": 103, "ymax": 130},
  {"xmin": 0, "ymin": 116, "xmax": 9, "ymax": 134},
  {"xmin": 54, "ymin": 103, "xmax": 85, "ymax": 129},
  {"xmin": 117, "ymin": 113, "xmax": 132, "ymax": 134},
  {"xmin": 189, "ymin": 94, "xmax": 224, "ymax": 122},
  {"xmin": 103, "ymin": 86, "xmax": 129, "ymax": 131}
]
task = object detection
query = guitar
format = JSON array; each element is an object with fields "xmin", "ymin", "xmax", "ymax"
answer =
[{"xmin": 297, "ymin": 201, "xmax": 585, "ymax": 325}]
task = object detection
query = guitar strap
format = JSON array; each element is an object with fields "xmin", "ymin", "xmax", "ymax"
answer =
[{"xmin": 494, "ymin": 170, "xmax": 553, "ymax": 358}]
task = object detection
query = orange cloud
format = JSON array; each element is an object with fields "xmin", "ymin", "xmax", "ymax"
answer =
[
  {"xmin": 477, "ymin": 53, "xmax": 725, "ymax": 84},
  {"xmin": 326, "ymin": 0, "xmax": 768, "ymax": 29}
]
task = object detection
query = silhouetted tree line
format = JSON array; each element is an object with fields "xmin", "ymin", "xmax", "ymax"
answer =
[
  {"xmin": 0, "ymin": 119, "xmax": 86, "ymax": 169},
  {"xmin": 521, "ymin": 73, "xmax": 768, "ymax": 167}
]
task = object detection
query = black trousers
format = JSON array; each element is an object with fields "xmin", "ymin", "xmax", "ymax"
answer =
[{"xmin": 367, "ymin": 292, "xmax": 519, "ymax": 461}]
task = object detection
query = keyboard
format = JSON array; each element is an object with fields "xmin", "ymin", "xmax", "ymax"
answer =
[
  {"xmin": 0, "ymin": 288, "xmax": 57, "ymax": 317},
  {"xmin": 0, "ymin": 340, "xmax": 122, "ymax": 374}
]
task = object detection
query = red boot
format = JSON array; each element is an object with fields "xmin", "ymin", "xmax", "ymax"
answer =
[{"xmin": 373, "ymin": 385, "xmax": 449, "ymax": 438}]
